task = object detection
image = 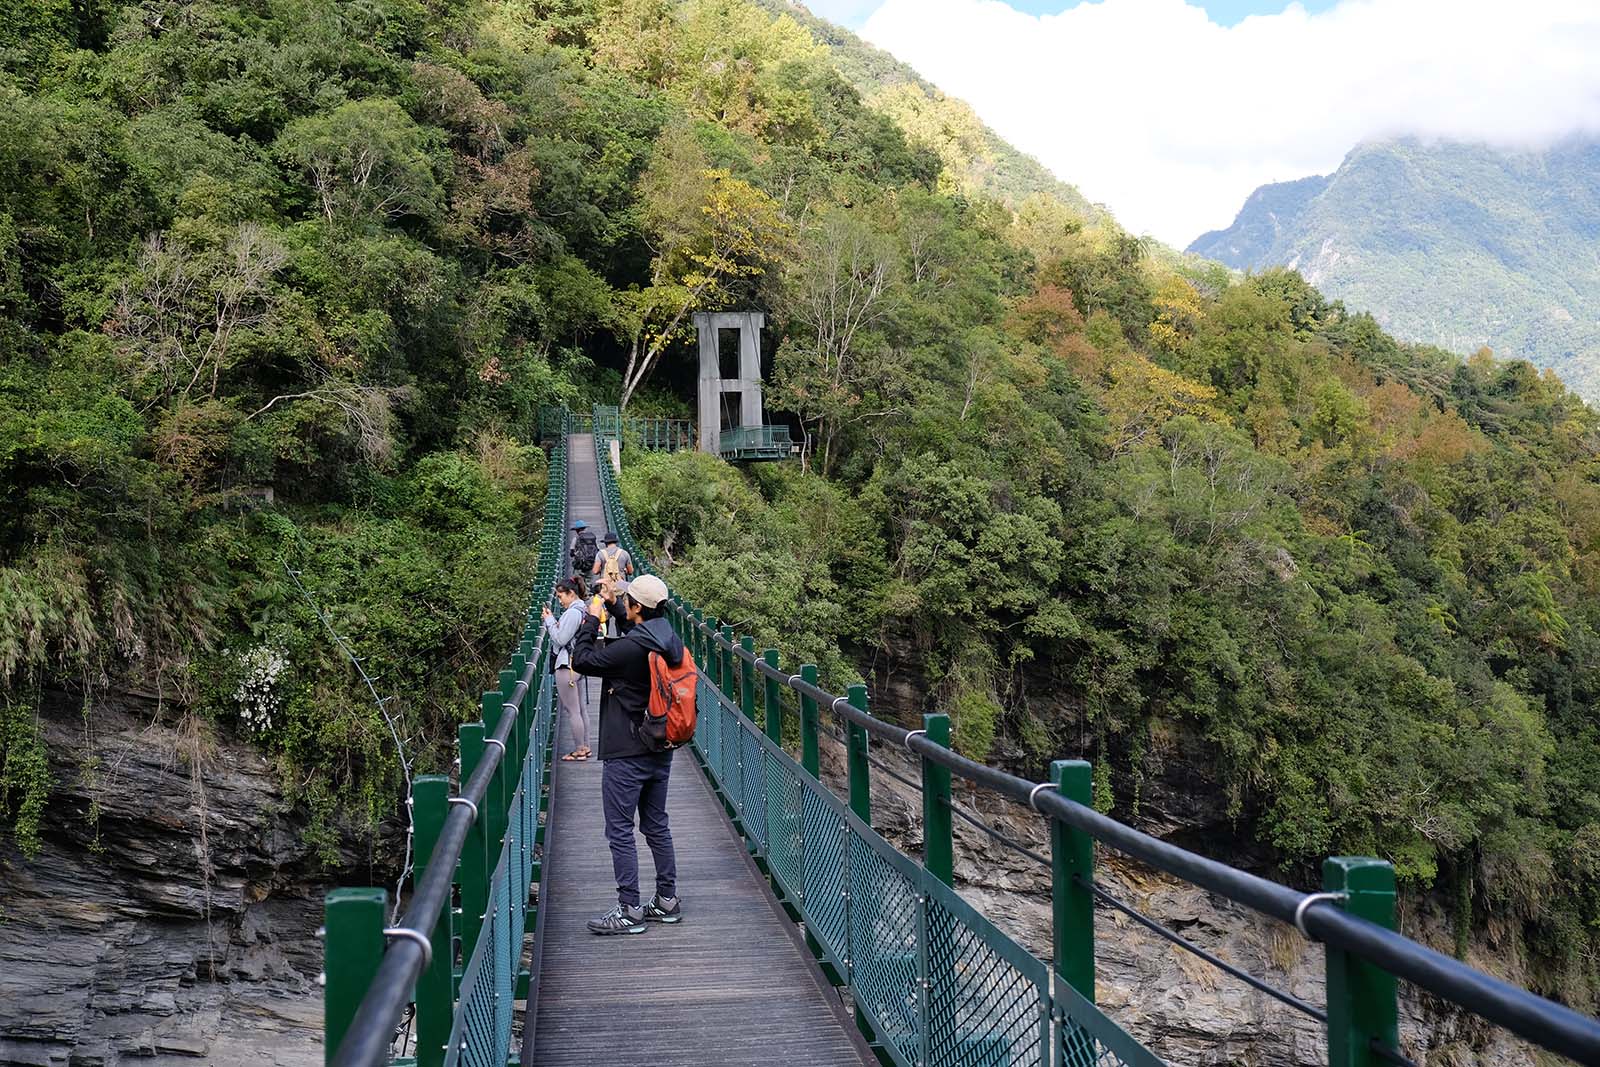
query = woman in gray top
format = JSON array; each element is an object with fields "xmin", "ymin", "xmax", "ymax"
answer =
[{"xmin": 542, "ymin": 577, "xmax": 590, "ymax": 760}]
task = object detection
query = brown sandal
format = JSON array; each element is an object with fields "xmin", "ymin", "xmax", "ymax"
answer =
[{"xmin": 561, "ymin": 751, "xmax": 589, "ymax": 761}]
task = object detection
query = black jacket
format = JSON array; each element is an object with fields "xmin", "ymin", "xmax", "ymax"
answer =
[{"xmin": 570, "ymin": 604, "xmax": 686, "ymax": 761}]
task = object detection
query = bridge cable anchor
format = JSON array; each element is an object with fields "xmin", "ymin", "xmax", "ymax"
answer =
[
  {"xmin": 448, "ymin": 796, "xmax": 480, "ymax": 823},
  {"xmin": 1027, "ymin": 782, "xmax": 1057, "ymax": 812},
  {"xmin": 382, "ymin": 927, "xmax": 433, "ymax": 969},
  {"xmin": 1292, "ymin": 891, "xmax": 1348, "ymax": 938}
]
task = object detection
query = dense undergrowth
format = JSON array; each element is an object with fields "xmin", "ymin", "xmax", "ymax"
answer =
[{"xmin": 2, "ymin": 0, "xmax": 1598, "ymax": 1009}]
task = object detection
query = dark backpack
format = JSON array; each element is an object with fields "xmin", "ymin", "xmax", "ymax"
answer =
[{"xmin": 571, "ymin": 531, "xmax": 597, "ymax": 571}]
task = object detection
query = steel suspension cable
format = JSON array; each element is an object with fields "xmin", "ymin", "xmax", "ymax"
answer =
[{"xmin": 1074, "ymin": 874, "xmax": 1329, "ymax": 1023}]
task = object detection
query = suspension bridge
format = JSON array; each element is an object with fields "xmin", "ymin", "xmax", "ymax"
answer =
[{"xmin": 320, "ymin": 410, "xmax": 1600, "ymax": 1067}]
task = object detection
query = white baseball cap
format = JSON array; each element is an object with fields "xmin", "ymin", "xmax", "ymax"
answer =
[{"xmin": 627, "ymin": 574, "xmax": 669, "ymax": 609}]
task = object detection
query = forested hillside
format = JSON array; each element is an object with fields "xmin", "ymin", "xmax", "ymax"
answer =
[
  {"xmin": 1190, "ymin": 137, "xmax": 1600, "ymax": 401},
  {"xmin": 3, "ymin": 0, "xmax": 1600, "ymax": 1041}
]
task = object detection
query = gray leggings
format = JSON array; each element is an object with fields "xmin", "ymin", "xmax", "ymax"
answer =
[{"xmin": 556, "ymin": 667, "xmax": 587, "ymax": 751}]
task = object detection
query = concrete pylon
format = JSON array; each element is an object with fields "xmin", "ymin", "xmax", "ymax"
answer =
[{"xmin": 694, "ymin": 311, "xmax": 765, "ymax": 453}]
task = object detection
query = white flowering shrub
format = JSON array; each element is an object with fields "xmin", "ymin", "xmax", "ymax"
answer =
[{"xmin": 235, "ymin": 644, "xmax": 287, "ymax": 734}]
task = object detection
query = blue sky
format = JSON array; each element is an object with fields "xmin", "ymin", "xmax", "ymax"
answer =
[{"xmin": 808, "ymin": 0, "xmax": 1341, "ymax": 30}]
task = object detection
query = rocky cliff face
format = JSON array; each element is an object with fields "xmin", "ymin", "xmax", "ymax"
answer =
[{"xmin": 0, "ymin": 692, "xmax": 360, "ymax": 1067}]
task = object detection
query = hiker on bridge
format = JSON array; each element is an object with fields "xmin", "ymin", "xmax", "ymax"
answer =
[
  {"xmin": 570, "ymin": 519, "xmax": 597, "ymax": 575},
  {"xmin": 591, "ymin": 532, "xmax": 633, "ymax": 593},
  {"xmin": 541, "ymin": 577, "xmax": 591, "ymax": 763},
  {"xmin": 570, "ymin": 573, "xmax": 684, "ymax": 935}
]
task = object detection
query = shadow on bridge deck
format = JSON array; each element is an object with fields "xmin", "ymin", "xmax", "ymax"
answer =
[{"xmin": 528, "ymin": 435, "xmax": 870, "ymax": 1067}]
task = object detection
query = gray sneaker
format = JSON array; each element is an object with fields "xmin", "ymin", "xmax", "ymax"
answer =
[
  {"xmin": 643, "ymin": 895, "xmax": 682, "ymax": 923},
  {"xmin": 588, "ymin": 903, "xmax": 646, "ymax": 935}
]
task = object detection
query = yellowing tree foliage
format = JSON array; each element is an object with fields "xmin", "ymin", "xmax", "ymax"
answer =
[{"xmin": 619, "ymin": 143, "xmax": 790, "ymax": 408}]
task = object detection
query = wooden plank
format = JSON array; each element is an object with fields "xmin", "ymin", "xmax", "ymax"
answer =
[{"xmin": 530, "ymin": 746, "xmax": 870, "ymax": 1066}]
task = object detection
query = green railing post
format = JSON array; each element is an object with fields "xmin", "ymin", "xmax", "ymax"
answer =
[
  {"xmin": 739, "ymin": 635, "xmax": 756, "ymax": 720},
  {"xmin": 1051, "ymin": 759, "xmax": 1095, "ymax": 1000},
  {"xmin": 846, "ymin": 684, "xmax": 871, "ymax": 823},
  {"xmin": 458, "ymin": 721, "xmax": 489, "ymax": 963},
  {"xmin": 920, "ymin": 713, "xmax": 953, "ymax": 886},
  {"xmin": 412, "ymin": 776, "xmax": 451, "ymax": 1067},
  {"xmin": 798, "ymin": 664, "xmax": 820, "ymax": 779},
  {"xmin": 705, "ymin": 616, "xmax": 720, "ymax": 689},
  {"xmin": 505, "ymin": 664, "xmax": 527, "ymax": 775},
  {"xmin": 720, "ymin": 625, "xmax": 736, "ymax": 697},
  {"xmin": 323, "ymin": 887, "xmax": 386, "ymax": 1066},
  {"xmin": 483, "ymin": 691, "xmax": 509, "ymax": 856},
  {"xmin": 842, "ymin": 682, "xmax": 880, "ymax": 1058},
  {"xmin": 795, "ymin": 659, "xmax": 835, "ymax": 985},
  {"xmin": 1324, "ymin": 857, "xmax": 1400, "ymax": 1067},
  {"xmin": 763, "ymin": 649, "xmax": 783, "ymax": 746}
]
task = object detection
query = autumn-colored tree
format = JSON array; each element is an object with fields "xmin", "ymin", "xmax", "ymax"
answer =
[
  {"xmin": 618, "ymin": 136, "xmax": 790, "ymax": 409},
  {"xmin": 1103, "ymin": 353, "xmax": 1227, "ymax": 456},
  {"xmin": 1149, "ymin": 274, "xmax": 1203, "ymax": 353}
]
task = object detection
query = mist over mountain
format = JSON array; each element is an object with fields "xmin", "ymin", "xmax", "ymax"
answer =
[{"xmin": 1190, "ymin": 138, "xmax": 1600, "ymax": 399}]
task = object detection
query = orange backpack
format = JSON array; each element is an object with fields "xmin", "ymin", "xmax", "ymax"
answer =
[{"xmin": 645, "ymin": 649, "xmax": 698, "ymax": 749}]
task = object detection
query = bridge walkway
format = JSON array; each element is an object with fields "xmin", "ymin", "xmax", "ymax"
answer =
[{"xmin": 529, "ymin": 435, "xmax": 870, "ymax": 1067}]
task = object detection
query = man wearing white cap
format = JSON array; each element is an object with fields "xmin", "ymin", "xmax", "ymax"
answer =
[{"xmin": 569, "ymin": 573, "xmax": 685, "ymax": 935}]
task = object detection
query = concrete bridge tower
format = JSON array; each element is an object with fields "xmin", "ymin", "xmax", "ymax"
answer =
[{"xmin": 694, "ymin": 310, "xmax": 765, "ymax": 454}]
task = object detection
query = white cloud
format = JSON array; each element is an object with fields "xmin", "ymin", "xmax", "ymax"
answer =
[{"xmin": 859, "ymin": 0, "xmax": 1600, "ymax": 246}]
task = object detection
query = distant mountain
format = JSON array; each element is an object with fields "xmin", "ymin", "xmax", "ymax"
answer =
[{"xmin": 1190, "ymin": 138, "xmax": 1600, "ymax": 400}]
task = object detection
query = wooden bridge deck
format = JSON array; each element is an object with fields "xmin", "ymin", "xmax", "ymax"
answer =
[{"xmin": 527, "ymin": 437, "xmax": 869, "ymax": 1067}]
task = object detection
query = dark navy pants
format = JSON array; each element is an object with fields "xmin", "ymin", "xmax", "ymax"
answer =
[{"xmin": 600, "ymin": 751, "xmax": 677, "ymax": 908}]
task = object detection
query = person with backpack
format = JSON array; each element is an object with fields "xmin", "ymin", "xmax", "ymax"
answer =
[
  {"xmin": 570, "ymin": 520, "xmax": 597, "ymax": 575},
  {"xmin": 569, "ymin": 573, "xmax": 692, "ymax": 935},
  {"xmin": 540, "ymin": 576, "xmax": 591, "ymax": 762},
  {"xmin": 591, "ymin": 533, "xmax": 634, "ymax": 595}
]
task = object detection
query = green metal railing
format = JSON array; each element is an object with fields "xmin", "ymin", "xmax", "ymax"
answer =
[
  {"xmin": 718, "ymin": 423, "xmax": 792, "ymax": 460},
  {"xmin": 626, "ymin": 417, "xmax": 694, "ymax": 452},
  {"xmin": 591, "ymin": 432, "xmax": 1600, "ymax": 1067},
  {"xmin": 322, "ymin": 434, "xmax": 568, "ymax": 1067},
  {"xmin": 539, "ymin": 405, "xmax": 692, "ymax": 452}
]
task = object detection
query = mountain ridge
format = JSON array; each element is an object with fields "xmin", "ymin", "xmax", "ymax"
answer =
[{"xmin": 1189, "ymin": 137, "xmax": 1600, "ymax": 398}]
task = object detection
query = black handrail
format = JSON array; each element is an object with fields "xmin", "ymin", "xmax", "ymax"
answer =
[
  {"xmin": 697, "ymin": 624, "xmax": 1600, "ymax": 1063},
  {"xmin": 330, "ymin": 647, "xmax": 547, "ymax": 1067}
]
